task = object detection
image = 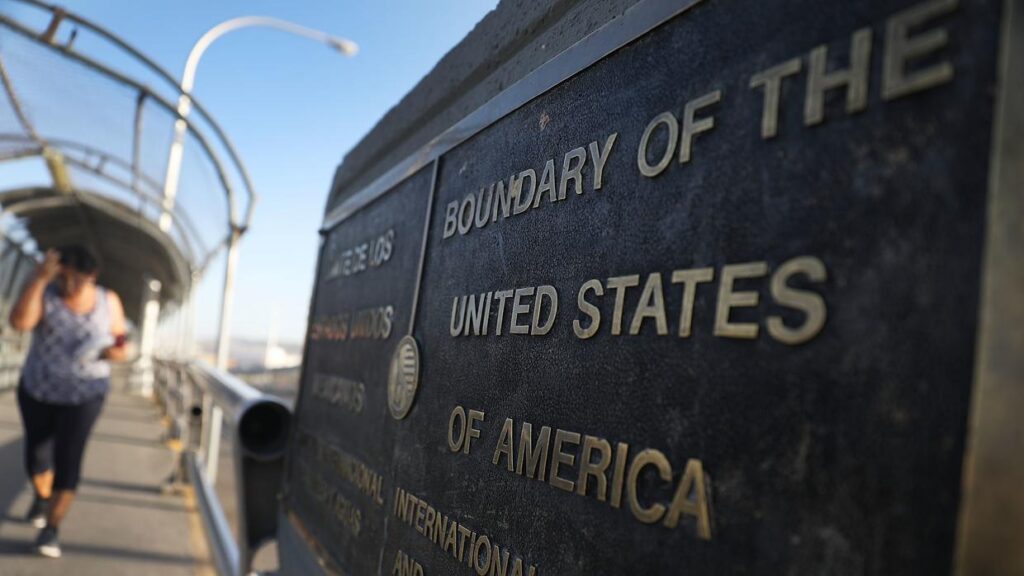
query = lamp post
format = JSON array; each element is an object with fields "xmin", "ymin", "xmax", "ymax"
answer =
[
  {"xmin": 163, "ymin": 17, "xmax": 357, "ymax": 482},
  {"xmin": 160, "ymin": 16, "xmax": 358, "ymax": 237}
]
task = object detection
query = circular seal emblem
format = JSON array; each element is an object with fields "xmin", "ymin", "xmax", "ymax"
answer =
[{"xmin": 387, "ymin": 335, "xmax": 420, "ymax": 420}]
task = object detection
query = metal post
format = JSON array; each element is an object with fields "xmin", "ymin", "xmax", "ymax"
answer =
[
  {"xmin": 131, "ymin": 91, "xmax": 146, "ymax": 207},
  {"xmin": 137, "ymin": 277, "xmax": 162, "ymax": 397},
  {"xmin": 175, "ymin": 290, "xmax": 190, "ymax": 360},
  {"xmin": 215, "ymin": 230, "xmax": 240, "ymax": 373},
  {"xmin": 158, "ymin": 16, "xmax": 357, "ymax": 232},
  {"xmin": 158, "ymin": 98, "xmax": 190, "ymax": 232},
  {"xmin": 204, "ymin": 404, "xmax": 224, "ymax": 482},
  {"xmin": 183, "ymin": 275, "xmax": 198, "ymax": 359},
  {"xmin": 204, "ymin": 226, "xmax": 241, "ymax": 483}
]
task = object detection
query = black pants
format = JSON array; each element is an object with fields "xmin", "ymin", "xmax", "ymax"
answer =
[{"xmin": 17, "ymin": 386, "xmax": 104, "ymax": 491}]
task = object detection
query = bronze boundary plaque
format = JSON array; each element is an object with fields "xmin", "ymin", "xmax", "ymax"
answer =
[{"xmin": 281, "ymin": 1, "xmax": 1024, "ymax": 574}]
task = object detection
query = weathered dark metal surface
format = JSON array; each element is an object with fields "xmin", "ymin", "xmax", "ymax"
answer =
[
  {"xmin": 283, "ymin": 0, "xmax": 1007, "ymax": 574},
  {"xmin": 287, "ymin": 165, "xmax": 433, "ymax": 575}
]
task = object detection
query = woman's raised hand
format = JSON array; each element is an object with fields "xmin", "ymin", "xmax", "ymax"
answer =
[{"xmin": 37, "ymin": 249, "xmax": 61, "ymax": 281}]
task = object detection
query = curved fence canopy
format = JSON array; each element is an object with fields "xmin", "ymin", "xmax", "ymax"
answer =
[
  {"xmin": 0, "ymin": 0, "xmax": 255, "ymax": 324},
  {"xmin": 0, "ymin": 186, "xmax": 191, "ymax": 322}
]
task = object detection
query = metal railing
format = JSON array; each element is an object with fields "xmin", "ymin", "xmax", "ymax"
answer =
[
  {"xmin": 0, "ymin": 233, "xmax": 38, "ymax": 391},
  {"xmin": 0, "ymin": 333, "xmax": 29, "ymax": 391},
  {"xmin": 155, "ymin": 358, "xmax": 291, "ymax": 576}
]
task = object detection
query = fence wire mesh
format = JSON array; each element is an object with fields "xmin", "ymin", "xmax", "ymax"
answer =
[{"xmin": 0, "ymin": 0, "xmax": 255, "ymax": 277}]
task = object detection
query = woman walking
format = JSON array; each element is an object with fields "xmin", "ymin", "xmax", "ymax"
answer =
[{"xmin": 8, "ymin": 245, "xmax": 126, "ymax": 558}]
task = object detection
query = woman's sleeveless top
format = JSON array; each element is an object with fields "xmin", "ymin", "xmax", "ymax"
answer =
[{"xmin": 21, "ymin": 284, "xmax": 112, "ymax": 405}]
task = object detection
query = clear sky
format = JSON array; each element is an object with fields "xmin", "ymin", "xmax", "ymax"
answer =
[{"xmin": 1, "ymin": 0, "xmax": 497, "ymax": 344}]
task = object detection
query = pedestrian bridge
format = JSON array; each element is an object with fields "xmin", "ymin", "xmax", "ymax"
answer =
[
  {"xmin": 3, "ymin": 0, "xmax": 1022, "ymax": 575},
  {"xmin": 0, "ymin": 2, "xmax": 287, "ymax": 574},
  {"xmin": 0, "ymin": 377, "xmax": 207, "ymax": 575}
]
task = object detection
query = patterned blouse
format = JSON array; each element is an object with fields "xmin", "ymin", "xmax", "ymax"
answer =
[{"xmin": 21, "ymin": 284, "xmax": 112, "ymax": 405}]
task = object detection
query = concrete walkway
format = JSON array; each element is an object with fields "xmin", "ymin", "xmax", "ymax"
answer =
[{"xmin": 0, "ymin": 386, "xmax": 211, "ymax": 575}]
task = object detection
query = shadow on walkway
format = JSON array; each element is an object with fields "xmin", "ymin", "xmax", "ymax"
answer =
[
  {"xmin": 0, "ymin": 537, "xmax": 196, "ymax": 565},
  {"xmin": 74, "ymin": 492, "xmax": 194, "ymax": 514},
  {"xmin": 78, "ymin": 477, "xmax": 163, "ymax": 495}
]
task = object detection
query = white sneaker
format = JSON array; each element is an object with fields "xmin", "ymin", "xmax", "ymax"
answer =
[{"xmin": 35, "ymin": 526, "xmax": 61, "ymax": 558}]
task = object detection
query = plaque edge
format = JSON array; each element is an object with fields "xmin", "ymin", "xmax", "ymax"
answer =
[{"xmin": 954, "ymin": 1, "xmax": 1024, "ymax": 574}]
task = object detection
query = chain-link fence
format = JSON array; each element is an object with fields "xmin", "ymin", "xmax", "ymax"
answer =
[{"xmin": 0, "ymin": 0, "xmax": 255, "ymax": 282}]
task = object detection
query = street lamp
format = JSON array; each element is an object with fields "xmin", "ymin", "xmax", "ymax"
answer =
[
  {"xmin": 161, "ymin": 15, "xmax": 356, "ymax": 366},
  {"xmin": 160, "ymin": 16, "xmax": 358, "ymax": 236},
  {"xmin": 162, "ymin": 17, "xmax": 357, "ymax": 482}
]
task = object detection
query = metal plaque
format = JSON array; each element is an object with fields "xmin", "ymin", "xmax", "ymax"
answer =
[{"xmin": 282, "ymin": 0, "xmax": 1020, "ymax": 574}]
